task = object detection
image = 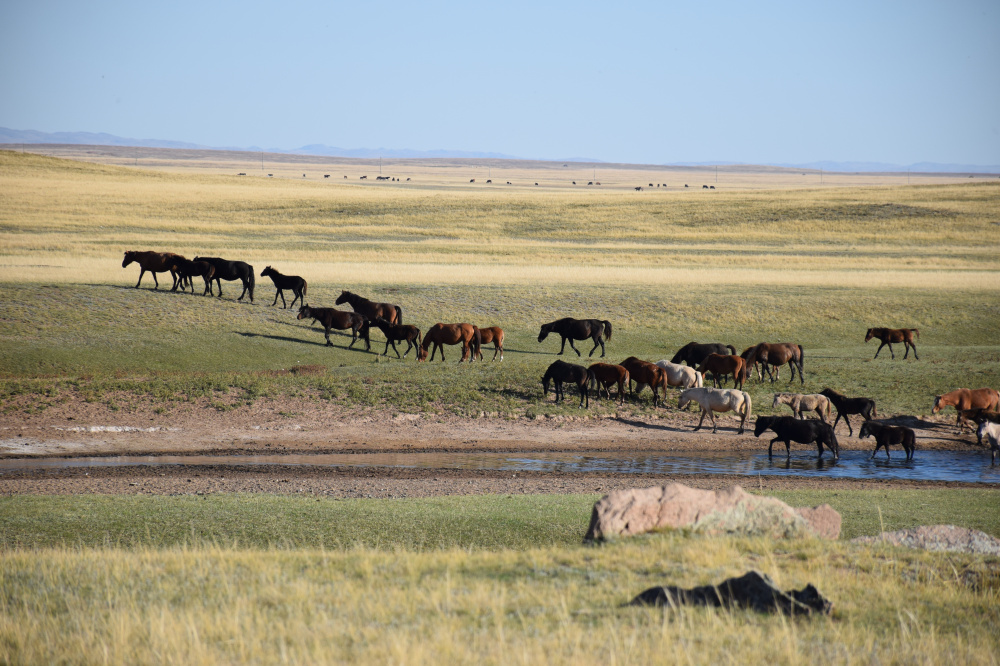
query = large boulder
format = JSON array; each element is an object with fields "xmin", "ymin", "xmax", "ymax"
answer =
[{"xmin": 584, "ymin": 483, "xmax": 840, "ymax": 541}]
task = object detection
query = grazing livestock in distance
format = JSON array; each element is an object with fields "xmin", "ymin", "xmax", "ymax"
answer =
[
  {"xmin": 696, "ymin": 353, "xmax": 748, "ymax": 389},
  {"xmin": 336, "ymin": 290, "xmax": 402, "ymax": 326},
  {"xmin": 122, "ymin": 251, "xmax": 186, "ymax": 290},
  {"xmin": 654, "ymin": 360, "xmax": 703, "ymax": 389},
  {"xmin": 772, "ymin": 393, "xmax": 832, "ymax": 422},
  {"xmin": 976, "ymin": 422, "xmax": 1000, "ymax": 464},
  {"xmin": 859, "ymin": 421, "xmax": 915, "ymax": 461},
  {"xmin": 296, "ymin": 305, "xmax": 370, "ymax": 350},
  {"xmin": 678, "ymin": 387, "xmax": 752, "ymax": 434},
  {"xmin": 932, "ymin": 388, "xmax": 1000, "ymax": 431},
  {"xmin": 745, "ymin": 342, "xmax": 805, "ymax": 384},
  {"xmin": 542, "ymin": 360, "xmax": 590, "ymax": 408},
  {"xmin": 670, "ymin": 342, "xmax": 737, "ymax": 368},
  {"xmin": 260, "ymin": 266, "xmax": 307, "ymax": 309},
  {"xmin": 754, "ymin": 416, "xmax": 839, "ymax": 459},
  {"xmin": 588, "ymin": 363, "xmax": 629, "ymax": 404},
  {"xmin": 538, "ymin": 318, "xmax": 612, "ymax": 358},
  {"xmin": 170, "ymin": 258, "xmax": 215, "ymax": 295},
  {"xmin": 369, "ymin": 317, "xmax": 422, "ymax": 358},
  {"xmin": 820, "ymin": 388, "xmax": 877, "ymax": 436},
  {"xmin": 865, "ymin": 327, "xmax": 920, "ymax": 360},
  {"xmin": 192, "ymin": 256, "xmax": 255, "ymax": 302},
  {"xmin": 474, "ymin": 326, "xmax": 505, "ymax": 362},
  {"xmin": 418, "ymin": 323, "xmax": 480, "ymax": 362},
  {"xmin": 619, "ymin": 357, "xmax": 669, "ymax": 407}
]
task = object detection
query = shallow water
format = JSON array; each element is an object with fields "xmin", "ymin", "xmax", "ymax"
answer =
[{"xmin": 1, "ymin": 450, "xmax": 998, "ymax": 483}]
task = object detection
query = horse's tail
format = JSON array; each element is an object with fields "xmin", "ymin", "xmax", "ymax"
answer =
[
  {"xmin": 602, "ymin": 321, "xmax": 612, "ymax": 341},
  {"xmin": 912, "ymin": 328, "xmax": 920, "ymax": 338},
  {"xmin": 797, "ymin": 345, "xmax": 804, "ymax": 368},
  {"xmin": 248, "ymin": 265, "xmax": 255, "ymax": 301},
  {"xmin": 587, "ymin": 368, "xmax": 597, "ymax": 391},
  {"xmin": 695, "ymin": 370, "xmax": 704, "ymax": 388},
  {"xmin": 302, "ymin": 280, "xmax": 307, "ymax": 297},
  {"xmin": 726, "ymin": 344, "xmax": 737, "ymax": 356},
  {"xmin": 415, "ymin": 329, "xmax": 422, "ymax": 351},
  {"xmin": 742, "ymin": 392, "xmax": 752, "ymax": 421},
  {"xmin": 395, "ymin": 305, "xmax": 403, "ymax": 325}
]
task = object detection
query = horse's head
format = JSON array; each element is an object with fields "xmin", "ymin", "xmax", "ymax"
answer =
[
  {"xmin": 931, "ymin": 396, "xmax": 942, "ymax": 413},
  {"xmin": 537, "ymin": 324, "xmax": 551, "ymax": 343},
  {"xmin": 261, "ymin": 266, "xmax": 272, "ymax": 277},
  {"xmin": 335, "ymin": 291, "xmax": 351, "ymax": 305},
  {"xmin": 753, "ymin": 416, "xmax": 772, "ymax": 437},
  {"xmin": 677, "ymin": 392, "xmax": 691, "ymax": 411},
  {"xmin": 296, "ymin": 305, "xmax": 311, "ymax": 320},
  {"xmin": 858, "ymin": 422, "xmax": 873, "ymax": 439},
  {"xmin": 864, "ymin": 328, "xmax": 874, "ymax": 342},
  {"xmin": 122, "ymin": 251, "xmax": 135, "ymax": 268},
  {"xmin": 771, "ymin": 394, "xmax": 782, "ymax": 408},
  {"xmin": 417, "ymin": 345, "xmax": 428, "ymax": 361}
]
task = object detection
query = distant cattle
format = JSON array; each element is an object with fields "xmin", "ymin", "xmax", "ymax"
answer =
[
  {"xmin": 486, "ymin": 179, "xmax": 492, "ymax": 183},
  {"xmin": 360, "ymin": 175, "xmax": 367, "ymax": 179},
  {"xmin": 588, "ymin": 181, "xmax": 593, "ymax": 185},
  {"xmin": 572, "ymin": 181, "xmax": 576, "ymax": 185},
  {"xmin": 376, "ymin": 176, "xmax": 390, "ymax": 180},
  {"xmin": 685, "ymin": 184, "xmax": 689, "ymax": 187},
  {"xmin": 237, "ymin": 172, "xmax": 246, "ymax": 176},
  {"xmin": 344, "ymin": 175, "xmax": 348, "ymax": 179},
  {"xmin": 648, "ymin": 183, "xmax": 653, "ymax": 187},
  {"xmin": 535, "ymin": 182, "xmax": 539, "ymax": 185},
  {"xmin": 470, "ymin": 178, "xmax": 476, "ymax": 183},
  {"xmin": 506, "ymin": 181, "xmax": 512, "ymax": 184},
  {"xmin": 710, "ymin": 186, "xmax": 715, "ymax": 189},
  {"xmin": 595, "ymin": 182, "xmax": 601, "ymax": 185},
  {"xmin": 268, "ymin": 174, "xmax": 273, "ymax": 177},
  {"xmin": 324, "ymin": 174, "xmax": 330, "ymax": 178},
  {"xmin": 703, "ymin": 185, "xmax": 708, "ymax": 189},
  {"xmin": 406, "ymin": 177, "xmax": 411, "ymax": 181},
  {"xmin": 635, "ymin": 186, "xmax": 643, "ymax": 191}
]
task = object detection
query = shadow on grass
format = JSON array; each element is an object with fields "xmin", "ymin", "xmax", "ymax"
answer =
[
  {"xmin": 236, "ymin": 331, "xmax": 378, "ymax": 354},
  {"xmin": 614, "ymin": 416, "xmax": 690, "ymax": 434}
]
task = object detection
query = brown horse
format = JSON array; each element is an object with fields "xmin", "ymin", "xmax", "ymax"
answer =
[
  {"xmin": 865, "ymin": 327, "xmax": 919, "ymax": 360},
  {"xmin": 335, "ymin": 290, "xmax": 402, "ymax": 325},
  {"xmin": 932, "ymin": 388, "xmax": 1000, "ymax": 431},
  {"xmin": 418, "ymin": 323, "xmax": 481, "ymax": 362},
  {"xmin": 696, "ymin": 354, "xmax": 748, "ymax": 390},
  {"xmin": 746, "ymin": 342, "xmax": 804, "ymax": 384},
  {"xmin": 122, "ymin": 251, "xmax": 186, "ymax": 290},
  {"xmin": 297, "ymin": 305, "xmax": 370, "ymax": 350},
  {"xmin": 474, "ymin": 326, "xmax": 505, "ymax": 362},
  {"xmin": 619, "ymin": 357, "xmax": 669, "ymax": 407},
  {"xmin": 588, "ymin": 363, "xmax": 629, "ymax": 404}
]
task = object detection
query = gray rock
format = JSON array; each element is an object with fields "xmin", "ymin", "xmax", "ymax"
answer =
[
  {"xmin": 629, "ymin": 571, "xmax": 832, "ymax": 616},
  {"xmin": 853, "ymin": 525, "xmax": 1000, "ymax": 555}
]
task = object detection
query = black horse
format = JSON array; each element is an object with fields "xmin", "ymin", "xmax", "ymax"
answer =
[
  {"xmin": 754, "ymin": 416, "xmax": 839, "ymax": 459},
  {"xmin": 193, "ymin": 256, "xmax": 255, "ymax": 303},
  {"xmin": 670, "ymin": 342, "xmax": 737, "ymax": 367},
  {"xmin": 297, "ymin": 305, "xmax": 370, "ymax": 349},
  {"xmin": 538, "ymin": 318, "xmax": 612, "ymax": 358},
  {"xmin": 370, "ymin": 317, "xmax": 422, "ymax": 358},
  {"xmin": 819, "ymin": 388, "xmax": 877, "ymax": 437},
  {"xmin": 260, "ymin": 266, "xmax": 307, "ymax": 309},
  {"xmin": 859, "ymin": 421, "xmax": 915, "ymax": 461},
  {"xmin": 541, "ymin": 360, "xmax": 591, "ymax": 407},
  {"xmin": 170, "ymin": 258, "xmax": 215, "ymax": 295}
]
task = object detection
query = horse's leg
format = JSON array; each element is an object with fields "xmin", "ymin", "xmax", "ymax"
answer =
[
  {"xmin": 238, "ymin": 280, "xmax": 248, "ymax": 302},
  {"xmin": 392, "ymin": 341, "xmax": 401, "ymax": 359},
  {"xmin": 403, "ymin": 339, "xmax": 414, "ymax": 358},
  {"xmin": 873, "ymin": 341, "xmax": 887, "ymax": 359},
  {"xmin": 272, "ymin": 289, "xmax": 280, "ymax": 307},
  {"xmin": 768, "ymin": 437, "xmax": 776, "ymax": 457},
  {"xmin": 708, "ymin": 409, "xmax": 718, "ymax": 433},
  {"xmin": 215, "ymin": 278, "xmax": 223, "ymax": 298},
  {"xmin": 324, "ymin": 327, "xmax": 333, "ymax": 347},
  {"xmin": 557, "ymin": 336, "xmax": 567, "ymax": 355},
  {"xmin": 567, "ymin": 338, "xmax": 581, "ymax": 357},
  {"xmin": 694, "ymin": 409, "xmax": 706, "ymax": 431},
  {"xmin": 844, "ymin": 415, "xmax": 854, "ymax": 437}
]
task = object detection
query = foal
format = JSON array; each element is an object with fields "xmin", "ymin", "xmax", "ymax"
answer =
[{"xmin": 260, "ymin": 266, "xmax": 307, "ymax": 309}]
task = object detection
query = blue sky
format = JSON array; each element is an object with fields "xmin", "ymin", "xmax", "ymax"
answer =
[{"xmin": 1, "ymin": 0, "xmax": 998, "ymax": 165}]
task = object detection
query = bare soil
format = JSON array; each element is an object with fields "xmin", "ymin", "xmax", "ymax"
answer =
[{"xmin": 0, "ymin": 396, "xmax": 989, "ymax": 497}]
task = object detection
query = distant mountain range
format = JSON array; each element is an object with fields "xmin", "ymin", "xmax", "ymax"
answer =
[{"xmin": 2, "ymin": 127, "xmax": 997, "ymax": 174}]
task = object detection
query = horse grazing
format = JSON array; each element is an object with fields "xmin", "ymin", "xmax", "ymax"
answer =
[
  {"xmin": 754, "ymin": 416, "xmax": 839, "ymax": 459},
  {"xmin": 819, "ymin": 388, "xmax": 877, "ymax": 436},
  {"xmin": 122, "ymin": 251, "xmax": 186, "ymax": 290},
  {"xmin": 654, "ymin": 360, "xmax": 703, "ymax": 389},
  {"xmin": 932, "ymin": 388, "xmax": 1000, "ymax": 431},
  {"xmin": 678, "ymin": 387, "xmax": 752, "ymax": 434},
  {"xmin": 193, "ymin": 256, "xmax": 255, "ymax": 302},
  {"xmin": 619, "ymin": 357, "xmax": 669, "ymax": 407},
  {"xmin": 588, "ymin": 363, "xmax": 629, "ymax": 404},
  {"xmin": 296, "ymin": 305, "xmax": 370, "ymax": 350},
  {"xmin": 696, "ymin": 354, "xmax": 748, "ymax": 390},
  {"xmin": 369, "ymin": 317, "xmax": 422, "ymax": 358},
  {"xmin": 865, "ymin": 327, "xmax": 919, "ymax": 360},
  {"xmin": 474, "ymin": 326, "xmax": 505, "ymax": 362},
  {"xmin": 859, "ymin": 421, "xmax": 915, "ymax": 461},
  {"xmin": 772, "ymin": 393, "xmax": 832, "ymax": 422},
  {"xmin": 542, "ymin": 360, "xmax": 590, "ymax": 408},
  {"xmin": 670, "ymin": 342, "xmax": 736, "ymax": 367},
  {"xmin": 976, "ymin": 422, "xmax": 1000, "ymax": 464},
  {"xmin": 538, "ymin": 318, "xmax": 612, "ymax": 358},
  {"xmin": 335, "ymin": 290, "xmax": 402, "ymax": 325},
  {"xmin": 746, "ymin": 342, "xmax": 804, "ymax": 384},
  {"xmin": 170, "ymin": 258, "xmax": 215, "ymax": 295},
  {"xmin": 418, "ymin": 323, "xmax": 481, "ymax": 362},
  {"xmin": 260, "ymin": 266, "xmax": 307, "ymax": 309}
]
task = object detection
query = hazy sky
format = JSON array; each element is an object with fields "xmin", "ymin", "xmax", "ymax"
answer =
[{"xmin": 1, "ymin": 0, "xmax": 998, "ymax": 165}]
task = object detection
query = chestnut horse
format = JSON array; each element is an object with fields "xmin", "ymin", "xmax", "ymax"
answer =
[
  {"xmin": 932, "ymin": 388, "xmax": 1000, "ymax": 431},
  {"xmin": 588, "ymin": 362, "xmax": 629, "ymax": 404},
  {"xmin": 474, "ymin": 326, "xmax": 505, "ymax": 362},
  {"xmin": 746, "ymin": 342, "xmax": 804, "ymax": 384},
  {"xmin": 418, "ymin": 323, "xmax": 481, "ymax": 362},
  {"xmin": 696, "ymin": 353, "xmax": 748, "ymax": 390},
  {"xmin": 122, "ymin": 250, "xmax": 186, "ymax": 290},
  {"xmin": 619, "ymin": 357, "xmax": 669, "ymax": 407},
  {"xmin": 336, "ymin": 290, "xmax": 402, "ymax": 325},
  {"xmin": 865, "ymin": 327, "xmax": 919, "ymax": 360}
]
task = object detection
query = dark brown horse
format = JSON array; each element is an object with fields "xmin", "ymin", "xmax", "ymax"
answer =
[
  {"xmin": 865, "ymin": 327, "xmax": 919, "ymax": 360},
  {"xmin": 474, "ymin": 326, "xmax": 505, "ymax": 362},
  {"xmin": 297, "ymin": 305, "xmax": 370, "ymax": 350},
  {"xmin": 122, "ymin": 251, "xmax": 186, "ymax": 290},
  {"xmin": 542, "ymin": 360, "xmax": 591, "ymax": 408},
  {"xmin": 588, "ymin": 363, "xmax": 629, "ymax": 404},
  {"xmin": 746, "ymin": 342, "xmax": 804, "ymax": 384},
  {"xmin": 932, "ymin": 388, "xmax": 1000, "ymax": 431},
  {"xmin": 170, "ymin": 258, "xmax": 215, "ymax": 295},
  {"xmin": 418, "ymin": 323, "xmax": 481, "ymax": 362},
  {"xmin": 696, "ymin": 354, "xmax": 749, "ymax": 390},
  {"xmin": 335, "ymin": 290, "xmax": 402, "ymax": 325},
  {"xmin": 369, "ymin": 317, "xmax": 422, "ymax": 358},
  {"xmin": 670, "ymin": 342, "xmax": 736, "ymax": 367},
  {"xmin": 619, "ymin": 357, "xmax": 669, "ymax": 407},
  {"xmin": 260, "ymin": 266, "xmax": 307, "ymax": 309},
  {"xmin": 192, "ymin": 256, "xmax": 255, "ymax": 303},
  {"xmin": 538, "ymin": 318, "xmax": 612, "ymax": 357},
  {"xmin": 820, "ymin": 388, "xmax": 877, "ymax": 436},
  {"xmin": 859, "ymin": 421, "xmax": 915, "ymax": 461}
]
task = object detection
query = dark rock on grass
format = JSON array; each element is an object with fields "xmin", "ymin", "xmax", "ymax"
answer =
[{"xmin": 629, "ymin": 570, "xmax": 832, "ymax": 616}]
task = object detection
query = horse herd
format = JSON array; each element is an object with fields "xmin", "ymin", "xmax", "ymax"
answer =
[{"xmin": 122, "ymin": 251, "xmax": 999, "ymax": 463}]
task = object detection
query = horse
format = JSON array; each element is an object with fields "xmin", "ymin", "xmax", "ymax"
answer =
[
  {"xmin": 192, "ymin": 256, "xmax": 255, "ymax": 302},
  {"xmin": 296, "ymin": 305, "xmax": 370, "ymax": 350},
  {"xmin": 417, "ymin": 323, "xmax": 480, "ymax": 362},
  {"xmin": 745, "ymin": 342, "xmax": 804, "ymax": 384},
  {"xmin": 670, "ymin": 342, "xmax": 736, "ymax": 367},
  {"xmin": 170, "ymin": 258, "xmax": 215, "ymax": 295},
  {"xmin": 771, "ymin": 393, "xmax": 832, "ymax": 422},
  {"xmin": 859, "ymin": 421, "xmax": 915, "ymax": 461},
  {"xmin": 865, "ymin": 327, "xmax": 919, "ymax": 360},
  {"xmin": 369, "ymin": 317, "xmax": 422, "ymax": 358},
  {"xmin": 335, "ymin": 290, "xmax": 402, "ymax": 325},
  {"xmin": 819, "ymin": 388, "xmax": 877, "ymax": 436},
  {"xmin": 538, "ymin": 318, "xmax": 612, "ymax": 357},
  {"xmin": 122, "ymin": 251, "xmax": 186, "ymax": 290},
  {"xmin": 696, "ymin": 354, "xmax": 748, "ymax": 390},
  {"xmin": 678, "ymin": 387, "xmax": 752, "ymax": 434},
  {"xmin": 740, "ymin": 346, "xmax": 766, "ymax": 382},
  {"xmin": 932, "ymin": 388, "xmax": 1000, "ymax": 431},
  {"xmin": 619, "ymin": 357, "xmax": 669, "ymax": 407},
  {"xmin": 474, "ymin": 326, "xmax": 505, "ymax": 362},
  {"xmin": 754, "ymin": 415, "xmax": 839, "ymax": 459},
  {"xmin": 260, "ymin": 266, "xmax": 307, "ymax": 309},
  {"xmin": 588, "ymin": 363, "xmax": 629, "ymax": 405},
  {"xmin": 976, "ymin": 422, "xmax": 1000, "ymax": 464},
  {"xmin": 654, "ymin": 360, "xmax": 703, "ymax": 389},
  {"xmin": 542, "ymin": 360, "xmax": 590, "ymax": 408},
  {"xmin": 962, "ymin": 409, "xmax": 1000, "ymax": 444}
]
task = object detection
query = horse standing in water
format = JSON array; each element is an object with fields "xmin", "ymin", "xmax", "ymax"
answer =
[
  {"xmin": 122, "ymin": 251, "xmax": 186, "ymax": 290},
  {"xmin": 193, "ymin": 256, "xmax": 255, "ymax": 303},
  {"xmin": 335, "ymin": 290, "xmax": 402, "ymax": 325},
  {"xmin": 260, "ymin": 266, "xmax": 307, "ymax": 309},
  {"xmin": 418, "ymin": 323, "xmax": 481, "ymax": 362},
  {"xmin": 538, "ymin": 318, "xmax": 612, "ymax": 357},
  {"xmin": 865, "ymin": 327, "xmax": 920, "ymax": 360}
]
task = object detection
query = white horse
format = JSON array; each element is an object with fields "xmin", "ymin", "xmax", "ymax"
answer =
[
  {"xmin": 772, "ymin": 392, "xmax": 832, "ymax": 422},
  {"xmin": 678, "ymin": 387, "xmax": 752, "ymax": 434},
  {"xmin": 977, "ymin": 421, "xmax": 1000, "ymax": 464},
  {"xmin": 655, "ymin": 360, "xmax": 703, "ymax": 389}
]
